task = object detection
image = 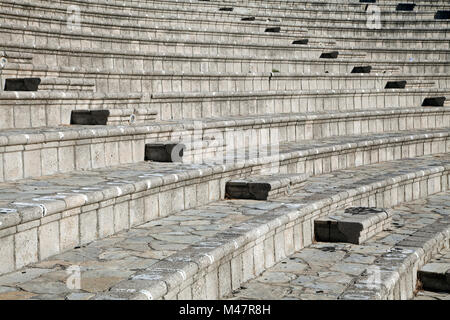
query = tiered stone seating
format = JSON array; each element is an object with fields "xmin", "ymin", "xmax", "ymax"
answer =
[{"xmin": 0, "ymin": 0, "xmax": 448, "ymax": 300}]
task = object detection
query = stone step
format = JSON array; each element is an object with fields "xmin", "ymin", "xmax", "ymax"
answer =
[
  {"xmin": 5, "ymin": 0, "xmax": 450, "ymax": 36},
  {"xmin": 0, "ymin": 51, "xmax": 33, "ymax": 66},
  {"xmin": 3, "ymin": 64, "xmax": 450, "ymax": 93},
  {"xmin": 0, "ymin": 153, "xmax": 448, "ymax": 299},
  {"xmin": 0, "ymin": 91, "xmax": 150, "ymax": 130},
  {"xmin": 417, "ymin": 250, "xmax": 450, "ymax": 292},
  {"xmin": 22, "ymin": 0, "xmax": 448, "ymax": 27},
  {"xmin": 1, "ymin": 77, "xmax": 95, "ymax": 92},
  {"xmin": 225, "ymin": 173, "xmax": 307, "ymax": 200},
  {"xmin": 314, "ymin": 207, "xmax": 392, "ymax": 244},
  {"xmin": 4, "ymin": 42, "xmax": 449, "ymax": 75},
  {"xmin": 1, "ymin": 21, "xmax": 449, "ymax": 61},
  {"xmin": 0, "ymin": 106, "xmax": 448, "ymax": 181},
  {"xmin": 50, "ymin": 0, "xmax": 450, "ymax": 13},
  {"xmin": 37, "ymin": 78, "xmax": 96, "ymax": 92},
  {"xmin": 228, "ymin": 191, "xmax": 450, "ymax": 300}
]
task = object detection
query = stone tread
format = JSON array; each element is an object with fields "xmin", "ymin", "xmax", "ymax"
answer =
[
  {"xmin": 227, "ymin": 191, "xmax": 450, "ymax": 300},
  {"xmin": 0, "ymin": 128, "xmax": 448, "ymax": 224},
  {"xmin": 0, "ymin": 153, "xmax": 449, "ymax": 299}
]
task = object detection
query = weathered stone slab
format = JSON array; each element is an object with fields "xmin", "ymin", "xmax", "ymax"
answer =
[
  {"xmin": 70, "ymin": 110, "xmax": 110, "ymax": 126},
  {"xmin": 145, "ymin": 143, "xmax": 185, "ymax": 162},
  {"xmin": 315, "ymin": 207, "xmax": 392, "ymax": 244},
  {"xmin": 4, "ymin": 78, "xmax": 41, "ymax": 91},
  {"xmin": 422, "ymin": 97, "xmax": 446, "ymax": 107}
]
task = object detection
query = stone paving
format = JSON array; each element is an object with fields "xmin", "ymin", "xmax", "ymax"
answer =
[
  {"xmin": 227, "ymin": 191, "xmax": 450, "ymax": 300},
  {"xmin": 0, "ymin": 154, "xmax": 448, "ymax": 299}
]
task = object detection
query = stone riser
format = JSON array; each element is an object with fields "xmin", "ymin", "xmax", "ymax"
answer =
[
  {"xmin": 342, "ymin": 222, "xmax": 450, "ymax": 300},
  {"xmin": 1, "ymin": 89, "xmax": 447, "ymax": 129},
  {"xmin": 10, "ymin": 0, "xmax": 443, "ymax": 24},
  {"xmin": 0, "ymin": 92, "xmax": 147, "ymax": 130},
  {"xmin": 0, "ymin": 136, "xmax": 448, "ymax": 276},
  {"xmin": 0, "ymin": 108, "xmax": 448, "ymax": 181},
  {"xmin": 307, "ymin": 27, "xmax": 448, "ymax": 40},
  {"xmin": 118, "ymin": 167, "xmax": 450, "ymax": 300},
  {"xmin": 153, "ymin": 90, "xmax": 449, "ymax": 121},
  {"xmin": 49, "ymin": 0, "xmax": 450, "ymax": 12},
  {"xmin": 2, "ymin": 67, "xmax": 449, "ymax": 93},
  {"xmin": 8, "ymin": 48, "xmax": 450, "ymax": 75}
]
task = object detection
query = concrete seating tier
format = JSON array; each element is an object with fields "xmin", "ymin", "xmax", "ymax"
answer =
[
  {"xmin": 228, "ymin": 191, "xmax": 450, "ymax": 300},
  {"xmin": 0, "ymin": 154, "xmax": 448, "ymax": 299},
  {"xmin": 0, "ymin": 0, "xmax": 449, "ymax": 300},
  {"xmin": 5, "ymin": 0, "xmax": 450, "ymax": 33},
  {"xmin": 0, "ymin": 130, "xmax": 448, "ymax": 275}
]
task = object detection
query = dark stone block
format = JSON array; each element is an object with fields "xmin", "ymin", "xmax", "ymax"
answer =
[
  {"xmin": 292, "ymin": 39, "xmax": 309, "ymax": 45},
  {"xmin": 396, "ymin": 3, "xmax": 416, "ymax": 11},
  {"xmin": 320, "ymin": 51, "xmax": 339, "ymax": 59},
  {"xmin": 265, "ymin": 27, "xmax": 281, "ymax": 33},
  {"xmin": 4, "ymin": 78, "xmax": 41, "ymax": 91},
  {"xmin": 422, "ymin": 97, "xmax": 446, "ymax": 107},
  {"xmin": 70, "ymin": 110, "xmax": 110, "ymax": 125},
  {"xmin": 385, "ymin": 80, "xmax": 407, "ymax": 89},
  {"xmin": 351, "ymin": 66, "xmax": 372, "ymax": 73},
  {"xmin": 219, "ymin": 7, "xmax": 233, "ymax": 11},
  {"xmin": 241, "ymin": 16, "xmax": 256, "ymax": 21},
  {"xmin": 225, "ymin": 181, "xmax": 272, "ymax": 200},
  {"xmin": 145, "ymin": 143, "xmax": 185, "ymax": 162},
  {"xmin": 435, "ymin": 10, "xmax": 450, "ymax": 19}
]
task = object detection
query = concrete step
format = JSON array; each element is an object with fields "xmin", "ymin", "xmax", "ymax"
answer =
[
  {"xmin": 314, "ymin": 207, "xmax": 392, "ymax": 244},
  {"xmin": 5, "ymin": 0, "xmax": 450, "ymax": 34},
  {"xmin": 0, "ymin": 91, "xmax": 150, "ymax": 130},
  {"xmin": 0, "ymin": 153, "xmax": 448, "ymax": 299},
  {"xmin": 1, "ymin": 88, "xmax": 448, "ymax": 129},
  {"xmin": 4, "ymin": 41, "xmax": 450, "ymax": 75},
  {"xmin": 0, "ymin": 51, "xmax": 33, "ymax": 66},
  {"xmin": 0, "ymin": 106, "xmax": 448, "ymax": 181},
  {"xmin": 3, "ymin": 64, "xmax": 450, "ymax": 93},
  {"xmin": 228, "ymin": 190, "xmax": 450, "ymax": 300},
  {"xmin": 418, "ymin": 250, "xmax": 450, "ymax": 292}
]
